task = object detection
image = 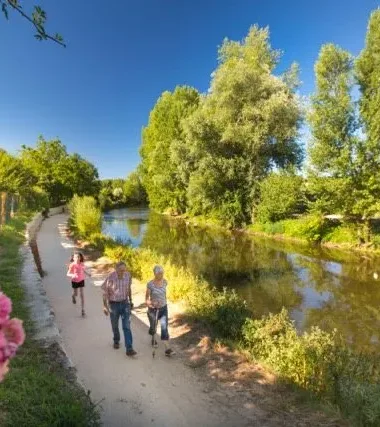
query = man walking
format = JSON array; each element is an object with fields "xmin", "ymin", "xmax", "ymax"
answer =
[{"xmin": 101, "ymin": 261, "xmax": 137, "ymax": 357}]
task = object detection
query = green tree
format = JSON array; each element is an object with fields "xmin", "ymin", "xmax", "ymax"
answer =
[
  {"xmin": 307, "ymin": 44, "xmax": 358, "ymax": 215},
  {"xmin": 0, "ymin": 149, "xmax": 36, "ymax": 193},
  {"xmin": 255, "ymin": 172, "xmax": 305, "ymax": 223},
  {"xmin": 183, "ymin": 26, "xmax": 303, "ymax": 226},
  {"xmin": 140, "ymin": 86, "xmax": 200, "ymax": 214},
  {"xmin": 1, "ymin": 0, "xmax": 65, "ymax": 46},
  {"xmin": 124, "ymin": 169, "xmax": 147, "ymax": 206},
  {"xmin": 354, "ymin": 9, "xmax": 380, "ymax": 219},
  {"xmin": 20, "ymin": 137, "xmax": 99, "ymax": 205}
]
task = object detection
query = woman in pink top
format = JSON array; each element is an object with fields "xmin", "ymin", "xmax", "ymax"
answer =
[{"xmin": 67, "ymin": 252, "xmax": 90, "ymax": 317}]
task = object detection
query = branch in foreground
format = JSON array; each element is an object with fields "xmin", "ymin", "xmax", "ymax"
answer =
[{"xmin": 2, "ymin": 0, "xmax": 66, "ymax": 47}]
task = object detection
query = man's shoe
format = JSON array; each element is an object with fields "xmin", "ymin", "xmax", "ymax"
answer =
[
  {"xmin": 113, "ymin": 343, "xmax": 120, "ymax": 349},
  {"xmin": 126, "ymin": 349, "xmax": 137, "ymax": 357}
]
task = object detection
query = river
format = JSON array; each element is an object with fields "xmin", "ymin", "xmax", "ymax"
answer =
[{"xmin": 103, "ymin": 207, "xmax": 380, "ymax": 353}]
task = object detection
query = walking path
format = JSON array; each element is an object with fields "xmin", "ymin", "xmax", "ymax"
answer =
[{"xmin": 37, "ymin": 214, "xmax": 249, "ymax": 427}]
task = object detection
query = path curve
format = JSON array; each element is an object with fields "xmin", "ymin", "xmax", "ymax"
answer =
[{"xmin": 37, "ymin": 214, "xmax": 249, "ymax": 427}]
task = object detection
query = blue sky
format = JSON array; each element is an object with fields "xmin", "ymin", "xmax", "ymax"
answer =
[{"xmin": 0, "ymin": 0, "xmax": 378, "ymax": 179}]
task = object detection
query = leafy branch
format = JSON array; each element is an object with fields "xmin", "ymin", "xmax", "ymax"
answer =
[{"xmin": 1, "ymin": 0, "xmax": 65, "ymax": 47}]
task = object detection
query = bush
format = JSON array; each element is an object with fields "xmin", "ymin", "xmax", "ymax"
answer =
[
  {"xmin": 255, "ymin": 173, "xmax": 305, "ymax": 223},
  {"xmin": 322, "ymin": 225, "xmax": 358, "ymax": 245},
  {"xmin": 104, "ymin": 242, "xmax": 141, "ymax": 278},
  {"xmin": 242, "ymin": 309, "xmax": 380, "ymax": 426},
  {"xmin": 69, "ymin": 195, "xmax": 102, "ymax": 238}
]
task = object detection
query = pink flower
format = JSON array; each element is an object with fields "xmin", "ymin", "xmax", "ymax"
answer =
[
  {"xmin": 0, "ymin": 360, "xmax": 9, "ymax": 382},
  {"xmin": 3, "ymin": 318, "xmax": 25, "ymax": 347},
  {"xmin": 0, "ymin": 330, "xmax": 7, "ymax": 348},
  {"xmin": 0, "ymin": 293, "xmax": 12, "ymax": 326}
]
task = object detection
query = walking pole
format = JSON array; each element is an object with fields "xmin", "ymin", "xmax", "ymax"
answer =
[{"xmin": 152, "ymin": 308, "xmax": 159, "ymax": 358}]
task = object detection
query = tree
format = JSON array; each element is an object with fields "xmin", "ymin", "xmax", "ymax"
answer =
[
  {"xmin": 183, "ymin": 26, "xmax": 303, "ymax": 226},
  {"xmin": 1, "ymin": 0, "xmax": 65, "ymax": 46},
  {"xmin": 124, "ymin": 169, "xmax": 147, "ymax": 206},
  {"xmin": 20, "ymin": 137, "xmax": 99, "ymax": 205},
  {"xmin": 0, "ymin": 149, "xmax": 36, "ymax": 193},
  {"xmin": 255, "ymin": 172, "xmax": 305, "ymax": 223},
  {"xmin": 354, "ymin": 9, "xmax": 380, "ymax": 218},
  {"xmin": 140, "ymin": 86, "xmax": 200, "ymax": 214},
  {"xmin": 307, "ymin": 44, "xmax": 358, "ymax": 215}
]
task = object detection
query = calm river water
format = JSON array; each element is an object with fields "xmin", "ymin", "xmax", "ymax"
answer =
[{"xmin": 103, "ymin": 207, "xmax": 380, "ymax": 353}]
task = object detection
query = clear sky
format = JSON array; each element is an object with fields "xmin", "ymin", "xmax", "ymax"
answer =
[{"xmin": 0, "ymin": 0, "xmax": 378, "ymax": 179}]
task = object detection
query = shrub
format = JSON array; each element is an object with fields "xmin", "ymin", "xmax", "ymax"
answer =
[
  {"xmin": 322, "ymin": 225, "xmax": 357, "ymax": 245},
  {"xmin": 69, "ymin": 195, "xmax": 102, "ymax": 238},
  {"xmin": 242, "ymin": 309, "xmax": 380, "ymax": 426},
  {"xmin": 255, "ymin": 173, "xmax": 305, "ymax": 223},
  {"xmin": 104, "ymin": 242, "xmax": 141, "ymax": 278}
]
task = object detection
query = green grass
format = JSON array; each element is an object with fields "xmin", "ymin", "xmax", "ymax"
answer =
[{"xmin": 0, "ymin": 215, "xmax": 100, "ymax": 427}]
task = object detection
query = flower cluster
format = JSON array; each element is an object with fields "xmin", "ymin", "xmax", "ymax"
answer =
[{"xmin": 0, "ymin": 293, "xmax": 25, "ymax": 382}]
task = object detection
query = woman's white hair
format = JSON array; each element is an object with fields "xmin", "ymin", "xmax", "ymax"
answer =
[{"xmin": 153, "ymin": 265, "xmax": 164, "ymax": 275}]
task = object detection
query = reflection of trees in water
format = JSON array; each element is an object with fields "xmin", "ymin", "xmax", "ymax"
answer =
[
  {"xmin": 125, "ymin": 219, "xmax": 144, "ymax": 239},
  {"xmin": 292, "ymin": 253, "xmax": 380, "ymax": 352},
  {"xmin": 141, "ymin": 213, "xmax": 303, "ymax": 316}
]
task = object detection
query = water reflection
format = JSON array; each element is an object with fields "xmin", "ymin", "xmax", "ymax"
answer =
[{"xmin": 103, "ymin": 208, "xmax": 380, "ymax": 352}]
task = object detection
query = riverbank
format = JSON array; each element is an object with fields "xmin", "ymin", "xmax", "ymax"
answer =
[
  {"xmin": 172, "ymin": 212, "xmax": 380, "ymax": 255},
  {"xmin": 0, "ymin": 214, "xmax": 100, "ymax": 426}
]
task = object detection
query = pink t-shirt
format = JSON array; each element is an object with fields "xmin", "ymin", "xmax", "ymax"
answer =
[{"xmin": 68, "ymin": 262, "xmax": 85, "ymax": 282}]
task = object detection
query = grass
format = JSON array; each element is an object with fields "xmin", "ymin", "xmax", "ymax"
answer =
[{"xmin": 0, "ymin": 214, "xmax": 100, "ymax": 427}]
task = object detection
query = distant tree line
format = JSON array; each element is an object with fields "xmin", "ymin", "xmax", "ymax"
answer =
[
  {"xmin": 99, "ymin": 170, "xmax": 147, "ymax": 211},
  {"xmin": 0, "ymin": 136, "xmax": 100, "ymax": 209}
]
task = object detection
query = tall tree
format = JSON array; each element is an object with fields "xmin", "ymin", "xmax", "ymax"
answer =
[
  {"xmin": 140, "ymin": 86, "xmax": 200, "ymax": 213},
  {"xmin": 183, "ymin": 26, "xmax": 302, "ymax": 226},
  {"xmin": 307, "ymin": 44, "xmax": 358, "ymax": 215},
  {"xmin": 355, "ymin": 9, "xmax": 380, "ymax": 218}
]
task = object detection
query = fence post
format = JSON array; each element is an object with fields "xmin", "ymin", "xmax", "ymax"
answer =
[{"xmin": 1, "ymin": 192, "xmax": 7, "ymax": 227}]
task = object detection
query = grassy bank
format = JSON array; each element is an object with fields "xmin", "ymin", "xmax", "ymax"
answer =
[
  {"xmin": 69, "ymin": 196, "xmax": 380, "ymax": 426},
  {"xmin": 0, "ymin": 215, "xmax": 100, "ymax": 427}
]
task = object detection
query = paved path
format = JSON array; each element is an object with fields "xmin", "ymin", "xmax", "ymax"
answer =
[{"xmin": 37, "ymin": 214, "xmax": 248, "ymax": 427}]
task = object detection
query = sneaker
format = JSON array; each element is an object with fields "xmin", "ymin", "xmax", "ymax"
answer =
[
  {"xmin": 81, "ymin": 309, "xmax": 86, "ymax": 317},
  {"xmin": 153, "ymin": 340, "xmax": 158, "ymax": 348},
  {"xmin": 72, "ymin": 295, "xmax": 76, "ymax": 304},
  {"xmin": 165, "ymin": 348, "xmax": 174, "ymax": 357},
  {"xmin": 126, "ymin": 349, "xmax": 137, "ymax": 357},
  {"xmin": 113, "ymin": 342, "xmax": 120, "ymax": 349}
]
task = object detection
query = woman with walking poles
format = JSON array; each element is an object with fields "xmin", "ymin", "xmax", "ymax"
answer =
[{"xmin": 146, "ymin": 265, "xmax": 174, "ymax": 356}]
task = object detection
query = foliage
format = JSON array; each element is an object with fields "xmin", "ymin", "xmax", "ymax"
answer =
[
  {"xmin": 99, "ymin": 170, "xmax": 147, "ymax": 211},
  {"xmin": 242, "ymin": 309, "xmax": 380, "ymax": 426},
  {"xmin": 181, "ymin": 26, "xmax": 303, "ymax": 227},
  {"xmin": 103, "ymin": 242, "xmax": 141, "ymax": 278},
  {"xmin": 140, "ymin": 86, "xmax": 200, "ymax": 214},
  {"xmin": 20, "ymin": 137, "xmax": 100, "ymax": 206},
  {"xmin": 69, "ymin": 195, "xmax": 102, "ymax": 238},
  {"xmin": 0, "ymin": 0, "xmax": 65, "ymax": 46},
  {"xmin": 0, "ymin": 215, "xmax": 100, "ymax": 425},
  {"xmin": 251, "ymin": 215, "xmax": 332, "ymax": 243},
  {"xmin": 255, "ymin": 172, "xmax": 305, "ymax": 223},
  {"xmin": 307, "ymin": 44, "xmax": 358, "ymax": 215},
  {"xmin": 354, "ymin": 9, "xmax": 380, "ymax": 219},
  {"xmin": 322, "ymin": 225, "xmax": 357, "ymax": 245}
]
